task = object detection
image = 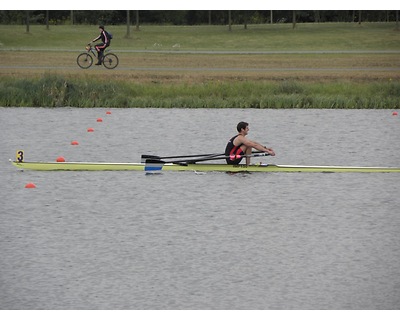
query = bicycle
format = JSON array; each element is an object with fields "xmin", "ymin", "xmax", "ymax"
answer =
[{"xmin": 77, "ymin": 44, "xmax": 119, "ymax": 69}]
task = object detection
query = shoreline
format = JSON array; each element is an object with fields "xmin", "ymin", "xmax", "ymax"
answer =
[{"xmin": 1, "ymin": 74, "xmax": 398, "ymax": 109}]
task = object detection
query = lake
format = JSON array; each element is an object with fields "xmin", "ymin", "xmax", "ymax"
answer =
[{"xmin": 1, "ymin": 107, "xmax": 399, "ymax": 309}]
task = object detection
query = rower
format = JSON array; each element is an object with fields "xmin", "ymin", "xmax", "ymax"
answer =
[{"xmin": 225, "ymin": 121, "xmax": 275, "ymax": 165}]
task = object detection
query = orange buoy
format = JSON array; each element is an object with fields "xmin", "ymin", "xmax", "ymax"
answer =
[
  {"xmin": 56, "ymin": 156, "xmax": 66, "ymax": 162},
  {"xmin": 97, "ymin": 118, "xmax": 103, "ymax": 122},
  {"xmin": 71, "ymin": 141, "xmax": 79, "ymax": 145},
  {"xmin": 106, "ymin": 111, "xmax": 112, "ymax": 115},
  {"xmin": 25, "ymin": 182, "xmax": 36, "ymax": 188},
  {"xmin": 393, "ymin": 111, "xmax": 398, "ymax": 116},
  {"xmin": 87, "ymin": 128, "xmax": 94, "ymax": 132}
]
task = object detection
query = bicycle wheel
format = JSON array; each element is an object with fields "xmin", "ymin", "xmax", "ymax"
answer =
[
  {"xmin": 103, "ymin": 53, "xmax": 119, "ymax": 69},
  {"xmin": 77, "ymin": 53, "xmax": 93, "ymax": 69}
]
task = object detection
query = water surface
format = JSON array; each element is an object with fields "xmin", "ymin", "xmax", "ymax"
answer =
[{"xmin": 1, "ymin": 108, "xmax": 399, "ymax": 309}]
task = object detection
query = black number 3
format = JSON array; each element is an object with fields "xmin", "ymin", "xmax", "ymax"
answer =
[{"xmin": 16, "ymin": 150, "xmax": 24, "ymax": 162}]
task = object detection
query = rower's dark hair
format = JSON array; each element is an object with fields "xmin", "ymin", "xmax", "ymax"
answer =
[{"xmin": 237, "ymin": 121, "xmax": 248, "ymax": 132}]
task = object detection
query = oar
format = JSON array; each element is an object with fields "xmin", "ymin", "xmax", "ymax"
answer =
[
  {"xmin": 146, "ymin": 152, "xmax": 270, "ymax": 166},
  {"xmin": 141, "ymin": 151, "xmax": 266, "ymax": 162},
  {"xmin": 184, "ymin": 152, "xmax": 271, "ymax": 164},
  {"xmin": 141, "ymin": 152, "xmax": 224, "ymax": 163}
]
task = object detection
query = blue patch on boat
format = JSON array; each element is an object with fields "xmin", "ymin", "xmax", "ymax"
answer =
[{"xmin": 145, "ymin": 165, "xmax": 163, "ymax": 171}]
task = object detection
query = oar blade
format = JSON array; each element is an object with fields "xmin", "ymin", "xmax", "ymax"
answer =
[{"xmin": 144, "ymin": 159, "xmax": 164, "ymax": 173}]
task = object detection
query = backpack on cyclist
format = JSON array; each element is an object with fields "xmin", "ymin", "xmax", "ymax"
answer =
[{"xmin": 106, "ymin": 31, "xmax": 113, "ymax": 40}]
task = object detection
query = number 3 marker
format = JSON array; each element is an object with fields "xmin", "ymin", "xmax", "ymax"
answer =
[{"xmin": 16, "ymin": 150, "xmax": 24, "ymax": 163}]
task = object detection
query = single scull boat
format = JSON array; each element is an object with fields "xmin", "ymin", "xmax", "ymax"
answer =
[
  {"xmin": 10, "ymin": 160, "xmax": 400, "ymax": 173},
  {"xmin": 11, "ymin": 150, "xmax": 400, "ymax": 173}
]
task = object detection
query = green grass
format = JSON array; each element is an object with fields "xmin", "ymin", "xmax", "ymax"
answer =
[
  {"xmin": 1, "ymin": 22, "xmax": 399, "ymax": 51},
  {"xmin": 1, "ymin": 74, "xmax": 398, "ymax": 108}
]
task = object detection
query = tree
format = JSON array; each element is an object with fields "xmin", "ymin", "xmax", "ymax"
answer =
[
  {"xmin": 25, "ymin": 11, "xmax": 30, "ymax": 33},
  {"xmin": 292, "ymin": 10, "xmax": 296, "ymax": 29},
  {"xmin": 1, "ymin": 10, "xmax": 398, "ymax": 26},
  {"xmin": 314, "ymin": 10, "xmax": 320, "ymax": 23},
  {"xmin": 136, "ymin": 10, "xmax": 140, "ymax": 30},
  {"xmin": 126, "ymin": 10, "xmax": 131, "ymax": 38},
  {"xmin": 45, "ymin": 10, "xmax": 49, "ymax": 30}
]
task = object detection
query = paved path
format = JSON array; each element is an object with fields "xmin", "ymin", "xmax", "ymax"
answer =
[
  {"xmin": 1, "ymin": 48, "xmax": 400, "ymax": 54},
  {"xmin": 1, "ymin": 49, "xmax": 399, "ymax": 72},
  {"xmin": 1, "ymin": 66, "xmax": 399, "ymax": 72}
]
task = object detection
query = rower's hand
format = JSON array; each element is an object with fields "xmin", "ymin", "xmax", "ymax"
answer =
[{"xmin": 265, "ymin": 148, "xmax": 275, "ymax": 156}]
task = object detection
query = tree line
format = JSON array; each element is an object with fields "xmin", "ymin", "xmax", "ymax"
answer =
[{"xmin": 1, "ymin": 10, "xmax": 399, "ymax": 26}]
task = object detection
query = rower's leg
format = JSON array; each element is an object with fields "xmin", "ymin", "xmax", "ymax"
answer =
[
  {"xmin": 245, "ymin": 148, "xmax": 252, "ymax": 165},
  {"xmin": 240, "ymin": 146, "xmax": 252, "ymax": 165}
]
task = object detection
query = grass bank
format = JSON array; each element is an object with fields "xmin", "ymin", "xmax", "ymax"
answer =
[{"xmin": 1, "ymin": 74, "xmax": 399, "ymax": 108}]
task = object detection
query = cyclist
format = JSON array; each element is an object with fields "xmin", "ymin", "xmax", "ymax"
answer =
[{"xmin": 89, "ymin": 25, "xmax": 111, "ymax": 65}]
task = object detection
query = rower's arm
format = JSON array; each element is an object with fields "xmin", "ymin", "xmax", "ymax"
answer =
[{"xmin": 243, "ymin": 138, "xmax": 275, "ymax": 155}]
